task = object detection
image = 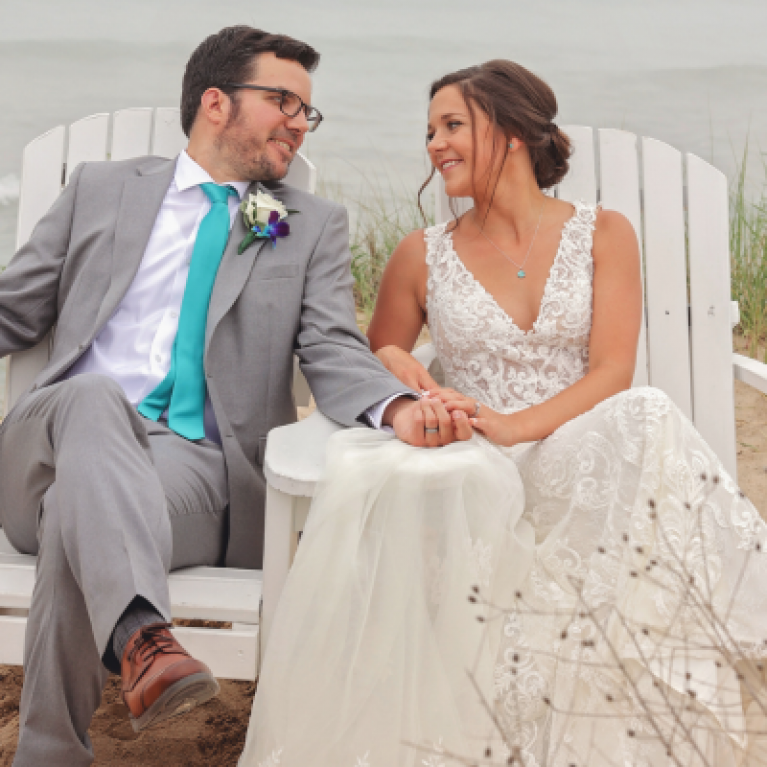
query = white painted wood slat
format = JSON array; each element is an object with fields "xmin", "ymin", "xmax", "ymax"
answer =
[
  {"xmin": 687, "ymin": 153, "xmax": 737, "ymax": 479},
  {"xmin": 66, "ymin": 113, "xmax": 109, "ymax": 183},
  {"xmin": 641, "ymin": 138, "xmax": 692, "ymax": 418},
  {"xmin": 0, "ymin": 617, "xmax": 26, "ymax": 666},
  {"xmin": 598, "ymin": 129, "xmax": 649, "ymax": 387},
  {"xmin": 111, "ymin": 107, "xmax": 152, "ymax": 161},
  {"xmin": 0, "ymin": 557, "xmax": 35, "ymax": 610},
  {"xmin": 734, "ymin": 352, "xmax": 767, "ymax": 397},
  {"xmin": 557, "ymin": 126, "xmax": 597, "ymax": 205},
  {"xmin": 0, "ymin": 555, "xmax": 261, "ymax": 624},
  {"xmin": 171, "ymin": 626, "xmax": 258, "ymax": 680},
  {"xmin": 284, "ymin": 152, "xmax": 317, "ymax": 194},
  {"xmin": 0, "ymin": 614, "xmax": 257, "ymax": 679},
  {"xmin": 16, "ymin": 125, "xmax": 66, "ymax": 249},
  {"xmin": 151, "ymin": 107, "xmax": 187, "ymax": 159},
  {"xmin": 169, "ymin": 566, "xmax": 261, "ymax": 623}
]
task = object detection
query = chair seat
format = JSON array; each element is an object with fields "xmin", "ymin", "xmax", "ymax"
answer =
[{"xmin": 0, "ymin": 530, "xmax": 262, "ymax": 623}]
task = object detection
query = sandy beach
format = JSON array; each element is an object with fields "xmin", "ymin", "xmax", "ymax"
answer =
[{"xmin": 0, "ymin": 373, "xmax": 764, "ymax": 765}]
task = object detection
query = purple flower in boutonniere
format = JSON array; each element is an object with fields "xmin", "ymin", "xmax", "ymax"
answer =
[
  {"xmin": 238, "ymin": 190, "xmax": 297, "ymax": 254},
  {"xmin": 253, "ymin": 210, "xmax": 290, "ymax": 247}
]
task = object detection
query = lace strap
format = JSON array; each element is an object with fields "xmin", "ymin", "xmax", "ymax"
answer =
[
  {"xmin": 571, "ymin": 200, "xmax": 598, "ymax": 229},
  {"xmin": 423, "ymin": 223, "xmax": 449, "ymax": 268},
  {"xmin": 559, "ymin": 201, "xmax": 598, "ymax": 259}
]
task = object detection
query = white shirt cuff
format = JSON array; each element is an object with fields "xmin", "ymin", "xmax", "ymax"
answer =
[{"xmin": 364, "ymin": 393, "xmax": 417, "ymax": 433}]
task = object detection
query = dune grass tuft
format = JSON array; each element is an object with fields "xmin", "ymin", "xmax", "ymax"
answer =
[
  {"xmin": 318, "ymin": 175, "xmax": 433, "ymax": 322},
  {"xmin": 731, "ymin": 148, "xmax": 767, "ymax": 361}
]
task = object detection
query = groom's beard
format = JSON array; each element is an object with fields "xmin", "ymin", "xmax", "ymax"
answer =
[{"xmin": 217, "ymin": 113, "xmax": 293, "ymax": 183}]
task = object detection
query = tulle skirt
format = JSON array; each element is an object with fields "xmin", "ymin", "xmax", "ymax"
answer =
[
  {"xmin": 240, "ymin": 429, "xmax": 534, "ymax": 766},
  {"xmin": 241, "ymin": 388, "xmax": 767, "ymax": 766}
]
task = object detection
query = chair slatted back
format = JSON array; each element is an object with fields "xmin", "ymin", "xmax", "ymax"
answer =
[
  {"xmin": 8, "ymin": 108, "xmax": 316, "ymax": 413},
  {"xmin": 435, "ymin": 125, "xmax": 737, "ymax": 478},
  {"xmin": 642, "ymin": 138, "xmax": 692, "ymax": 417},
  {"xmin": 66, "ymin": 114, "xmax": 110, "ymax": 183},
  {"xmin": 111, "ymin": 107, "xmax": 153, "ymax": 161},
  {"xmin": 687, "ymin": 155, "xmax": 735, "ymax": 472},
  {"xmin": 595, "ymin": 129, "xmax": 650, "ymax": 388},
  {"xmin": 557, "ymin": 125, "xmax": 597, "ymax": 205}
]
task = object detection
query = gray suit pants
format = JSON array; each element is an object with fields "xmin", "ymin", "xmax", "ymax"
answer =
[{"xmin": 0, "ymin": 373, "xmax": 228, "ymax": 766}]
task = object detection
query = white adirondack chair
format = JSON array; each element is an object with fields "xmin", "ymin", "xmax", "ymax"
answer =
[
  {"xmin": 0, "ymin": 107, "xmax": 316, "ymax": 681},
  {"xmin": 260, "ymin": 126, "xmax": 767, "ymax": 658}
]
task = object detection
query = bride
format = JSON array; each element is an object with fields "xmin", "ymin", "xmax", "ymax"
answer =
[{"xmin": 241, "ymin": 60, "xmax": 767, "ymax": 766}]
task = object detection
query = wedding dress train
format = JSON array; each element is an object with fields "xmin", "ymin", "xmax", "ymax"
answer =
[{"xmin": 241, "ymin": 203, "xmax": 767, "ymax": 766}]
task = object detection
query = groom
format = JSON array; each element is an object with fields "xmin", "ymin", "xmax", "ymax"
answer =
[{"xmin": 0, "ymin": 26, "xmax": 462, "ymax": 766}]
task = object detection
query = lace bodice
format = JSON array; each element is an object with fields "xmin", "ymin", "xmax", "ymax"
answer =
[{"xmin": 425, "ymin": 202, "xmax": 597, "ymax": 414}]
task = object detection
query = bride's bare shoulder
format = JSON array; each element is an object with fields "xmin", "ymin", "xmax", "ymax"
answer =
[
  {"xmin": 386, "ymin": 228, "xmax": 429, "ymax": 276},
  {"xmin": 592, "ymin": 208, "xmax": 639, "ymax": 267}
]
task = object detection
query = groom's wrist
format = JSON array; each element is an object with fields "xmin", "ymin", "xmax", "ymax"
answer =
[{"xmin": 382, "ymin": 396, "xmax": 417, "ymax": 428}]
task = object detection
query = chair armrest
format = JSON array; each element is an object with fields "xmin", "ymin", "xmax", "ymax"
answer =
[
  {"xmin": 412, "ymin": 342, "xmax": 446, "ymax": 387},
  {"xmin": 264, "ymin": 410, "xmax": 347, "ymax": 497},
  {"xmin": 733, "ymin": 352, "xmax": 767, "ymax": 397},
  {"xmin": 731, "ymin": 300, "xmax": 740, "ymax": 329},
  {"xmin": 411, "ymin": 342, "xmax": 436, "ymax": 368}
]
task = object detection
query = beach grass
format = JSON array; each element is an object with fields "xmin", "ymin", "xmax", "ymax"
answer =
[
  {"xmin": 318, "ymin": 174, "xmax": 433, "ymax": 323},
  {"xmin": 730, "ymin": 147, "xmax": 767, "ymax": 361}
]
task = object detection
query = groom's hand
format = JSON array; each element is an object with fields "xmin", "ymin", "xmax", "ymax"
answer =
[{"xmin": 383, "ymin": 396, "xmax": 473, "ymax": 447}]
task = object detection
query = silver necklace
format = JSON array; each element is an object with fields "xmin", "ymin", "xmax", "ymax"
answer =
[{"xmin": 479, "ymin": 198, "xmax": 546, "ymax": 279}]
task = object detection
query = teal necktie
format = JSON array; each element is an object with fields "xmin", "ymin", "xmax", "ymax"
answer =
[{"xmin": 139, "ymin": 182, "xmax": 238, "ymax": 440}]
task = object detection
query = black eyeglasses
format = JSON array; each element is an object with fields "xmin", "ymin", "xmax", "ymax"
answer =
[{"xmin": 223, "ymin": 84, "xmax": 323, "ymax": 132}]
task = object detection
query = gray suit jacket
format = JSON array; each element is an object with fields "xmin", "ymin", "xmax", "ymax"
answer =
[{"xmin": 0, "ymin": 156, "xmax": 409, "ymax": 568}]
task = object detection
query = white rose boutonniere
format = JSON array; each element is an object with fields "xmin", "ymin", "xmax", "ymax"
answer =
[{"xmin": 238, "ymin": 191, "xmax": 298, "ymax": 254}]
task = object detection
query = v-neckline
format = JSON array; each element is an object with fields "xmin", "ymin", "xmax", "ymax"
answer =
[{"xmin": 444, "ymin": 205, "xmax": 579, "ymax": 336}]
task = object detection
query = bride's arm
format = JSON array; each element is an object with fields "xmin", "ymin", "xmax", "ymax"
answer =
[
  {"xmin": 436, "ymin": 209, "xmax": 642, "ymax": 447},
  {"xmin": 367, "ymin": 230, "xmax": 440, "ymax": 392}
]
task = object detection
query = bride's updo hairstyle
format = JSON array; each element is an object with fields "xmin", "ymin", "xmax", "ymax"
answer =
[{"xmin": 419, "ymin": 60, "xmax": 571, "ymax": 219}]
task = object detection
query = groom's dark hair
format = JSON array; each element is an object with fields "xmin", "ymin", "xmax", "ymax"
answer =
[{"xmin": 181, "ymin": 26, "xmax": 320, "ymax": 136}]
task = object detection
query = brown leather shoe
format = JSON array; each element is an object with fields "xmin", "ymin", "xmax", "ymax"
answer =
[{"xmin": 121, "ymin": 622, "xmax": 220, "ymax": 732}]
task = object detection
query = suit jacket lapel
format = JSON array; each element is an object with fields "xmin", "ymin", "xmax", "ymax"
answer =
[
  {"xmin": 93, "ymin": 159, "xmax": 176, "ymax": 333},
  {"xmin": 205, "ymin": 182, "xmax": 269, "ymax": 350}
]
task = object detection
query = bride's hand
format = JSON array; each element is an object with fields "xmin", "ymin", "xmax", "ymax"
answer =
[
  {"xmin": 424, "ymin": 387, "xmax": 478, "ymax": 416},
  {"xmin": 375, "ymin": 345, "xmax": 439, "ymax": 393},
  {"xmin": 469, "ymin": 407, "xmax": 517, "ymax": 447},
  {"xmin": 426, "ymin": 388, "xmax": 518, "ymax": 447}
]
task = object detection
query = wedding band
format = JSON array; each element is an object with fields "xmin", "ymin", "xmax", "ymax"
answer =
[
  {"xmin": 473, "ymin": 403, "xmax": 481, "ymax": 417},
  {"xmin": 424, "ymin": 427, "xmax": 440, "ymax": 434}
]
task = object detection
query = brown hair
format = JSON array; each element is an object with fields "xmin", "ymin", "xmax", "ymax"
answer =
[
  {"xmin": 419, "ymin": 60, "xmax": 571, "ymax": 218},
  {"xmin": 180, "ymin": 26, "xmax": 320, "ymax": 137}
]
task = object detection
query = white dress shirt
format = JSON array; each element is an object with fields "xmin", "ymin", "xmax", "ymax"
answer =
[{"xmin": 66, "ymin": 151, "xmax": 405, "ymax": 441}]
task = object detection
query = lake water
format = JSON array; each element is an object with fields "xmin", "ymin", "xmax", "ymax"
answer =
[{"xmin": 1, "ymin": 0, "xmax": 766, "ymax": 263}]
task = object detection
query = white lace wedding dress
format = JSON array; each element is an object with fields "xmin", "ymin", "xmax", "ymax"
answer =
[{"xmin": 240, "ymin": 203, "xmax": 767, "ymax": 767}]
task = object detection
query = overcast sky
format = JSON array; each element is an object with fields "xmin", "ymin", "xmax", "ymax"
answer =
[{"xmin": 1, "ymin": 0, "xmax": 766, "ymax": 71}]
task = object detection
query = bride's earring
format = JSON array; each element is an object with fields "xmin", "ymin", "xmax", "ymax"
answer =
[{"xmin": 508, "ymin": 141, "xmax": 514, "ymax": 149}]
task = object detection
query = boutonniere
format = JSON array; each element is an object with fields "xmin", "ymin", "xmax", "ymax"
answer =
[{"xmin": 238, "ymin": 191, "xmax": 297, "ymax": 254}]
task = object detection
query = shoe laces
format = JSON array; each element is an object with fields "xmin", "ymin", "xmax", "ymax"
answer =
[{"xmin": 127, "ymin": 622, "xmax": 181, "ymax": 665}]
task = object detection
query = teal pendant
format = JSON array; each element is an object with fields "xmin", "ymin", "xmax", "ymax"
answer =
[{"xmin": 517, "ymin": 269, "xmax": 526, "ymax": 278}]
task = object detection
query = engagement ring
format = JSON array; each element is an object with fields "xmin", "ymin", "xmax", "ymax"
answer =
[{"xmin": 424, "ymin": 427, "xmax": 440, "ymax": 434}]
